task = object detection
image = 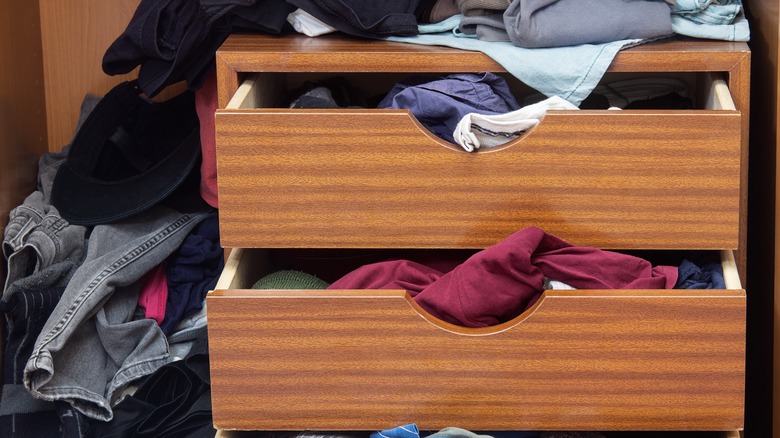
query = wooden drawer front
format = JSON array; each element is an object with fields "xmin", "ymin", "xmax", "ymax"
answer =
[
  {"xmin": 207, "ymin": 248, "xmax": 746, "ymax": 431},
  {"xmin": 215, "ymin": 75, "xmax": 741, "ymax": 250}
]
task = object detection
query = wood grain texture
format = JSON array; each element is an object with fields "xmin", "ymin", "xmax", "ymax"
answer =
[
  {"xmin": 726, "ymin": 50, "xmax": 751, "ymax": 281},
  {"xmin": 210, "ymin": 32, "xmax": 750, "ymax": 433},
  {"xmin": 215, "ymin": 433, "xmax": 743, "ymax": 438},
  {"xmin": 215, "ymin": 109, "xmax": 741, "ymax": 250},
  {"xmin": 213, "ymin": 35, "xmax": 750, "ymax": 257},
  {"xmin": 0, "ymin": 0, "xmax": 48, "ymax": 389},
  {"xmin": 0, "ymin": 0, "xmax": 47, "ymax": 227},
  {"xmin": 207, "ymin": 250, "xmax": 746, "ymax": 431},
  {"xmin": 215, "ymin": 34, "xmax": 750, "ymax": 105},
  {"xmin": 39, "ymin": 0, "xmax": 140, "ymax": 151}
]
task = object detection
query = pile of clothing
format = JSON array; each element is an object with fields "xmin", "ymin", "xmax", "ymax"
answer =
[
  {"xmin": 1, "ymin": 83, "xmax": 223, "ymax": 437},
  {"xmin": 102, "ymin": 0, "xmax": 750, "ymax": 99}
]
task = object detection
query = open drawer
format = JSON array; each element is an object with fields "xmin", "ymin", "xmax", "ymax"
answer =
[
  {"xmin": 206, "ymin": 247, "xmax": 746, "ymax": 431},
  {"xmin": 214, "ymin": 71, "xmax": 742, "ymax": 251}
]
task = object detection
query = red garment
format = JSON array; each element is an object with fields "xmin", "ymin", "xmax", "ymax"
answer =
[
  {"xmin": 138, "ymin": 262, "xmax": 169, "ymax": 325},
  {"xmin": 328, "ymin": 226, "xmax": 678, "ymax": 327},
  {"xmin": 195, "ymin": 68, "xmax": 218, "ymax": 208}
]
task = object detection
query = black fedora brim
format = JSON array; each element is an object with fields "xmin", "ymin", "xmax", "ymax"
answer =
[{"xmin": 52, "ymin": 127, "xmax": 200, "ymax": 226}]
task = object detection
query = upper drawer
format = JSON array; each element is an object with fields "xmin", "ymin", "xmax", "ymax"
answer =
[{"xmin": 215, "ymin": 70, "xmax": 741, "ymax": 250}]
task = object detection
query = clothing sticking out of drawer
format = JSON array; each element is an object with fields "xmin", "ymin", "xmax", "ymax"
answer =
[
  {"xmin": 214, "ymin": 72, "xmax": 741, "ymax": 250},
  {"xmin": 206, "ymin": 247, "xmax": 745, "ymax": 431}
]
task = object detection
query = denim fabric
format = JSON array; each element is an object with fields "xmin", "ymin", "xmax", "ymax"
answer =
[
  {"xmin": 3, "ymin": 95, "xmax": 100, "ymax": 294},
  {"xmin": 386, "ymin": 15, "xmax": 642, "ymax": 106},
  {"xmin": 167, "ymin": 304, "xmax": 208, "ymax": 347},
  {"xmin": 671, "ymin": 0, "xmax": 750, "ymax": 41},
  {"xmin": 168, "ymin": 322, "xmax": 209, "ymax": 362},
  {"xmin": 675, "ymin": 256, "xmax": 725, "ymax": 289},
  {"xmin": 377, "ymin": 72, "xmax": 519, "ymax": 143},
  {"xmin": 0, "ymin": 261, "xmax": 91, "ymax": 438},
  {"xmin": 3, "ymin": 149, "xmax": 88, "ymax": 296},
  {"xmin": 23, "ymin": 206, "xmax": 211, "ymax": 421}
]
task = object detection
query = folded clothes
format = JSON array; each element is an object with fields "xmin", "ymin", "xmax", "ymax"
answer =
[{"xmin": 504, "ymin": 0, "xmax": 673, "ymax": 49}]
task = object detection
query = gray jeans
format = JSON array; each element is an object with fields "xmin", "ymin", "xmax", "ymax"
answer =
[
  {"xmin": 3, "ymin": 95, "xmax": 100, "ymax": 295},
  {"xmin": 23, "ymin": 206, "xmax": 210, "ymax": 421},
  {"xmin": 3, "ymin": 150, "xmax": 87, "ymax": 296}
]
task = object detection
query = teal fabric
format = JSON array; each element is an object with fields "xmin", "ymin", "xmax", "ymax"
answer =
[{"xmin": 386, "ymin": 15, "xmax": 641, "ymax": 106}]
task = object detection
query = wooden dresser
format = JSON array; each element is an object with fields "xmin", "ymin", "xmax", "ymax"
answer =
[{"xmin": 206, "ymin": 33, "xmax": 750, "ymax": 435}]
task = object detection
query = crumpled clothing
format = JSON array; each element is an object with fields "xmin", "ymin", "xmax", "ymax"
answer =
[
  {"xmin": 378, "ymin": 72, "xmax": 520, "ymax": 143},
  {"xmin": 288, "ymin": 0, "xmax": 421, "ymax": 38},
  {"xmin": 329, "ymin": 226, "xmax": 677, "ymax": 327},
  {"xmin": 453, "ymin": 95, "xmax": 578, "ymax": 151},
  {"xmin": 675, "ymin": 255, "xmax": 725, "ymax": 289},
  {"xmin": 103, "ymin": 0, "xmax": 293, "ymax": 97},
  {"xmin": 386, "ymin": 15, "xmax": 643, "ymax": 106},
  {"xmin": 160, "ymin": 214, "xmax": 223, "ymax": 335}
]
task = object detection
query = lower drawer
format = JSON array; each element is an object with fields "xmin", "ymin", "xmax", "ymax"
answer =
[{"xmin": 207, "ymin": 248, "xmax": 746, "ymax": 431}]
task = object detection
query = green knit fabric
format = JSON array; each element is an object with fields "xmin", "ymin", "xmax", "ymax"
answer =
[{"xmin": 251, "ymin": 270, "xmax": 330, "ymax": 290}]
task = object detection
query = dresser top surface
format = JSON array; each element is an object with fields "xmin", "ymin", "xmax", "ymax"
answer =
[{"xmin": 216, "ymin": 33, "xmax": 750, "ymax": 74}]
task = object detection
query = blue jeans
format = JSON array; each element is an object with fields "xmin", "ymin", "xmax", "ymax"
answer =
[{"xmin": 671, "ymin": 0, "xmax": 750, "ymax": 41}]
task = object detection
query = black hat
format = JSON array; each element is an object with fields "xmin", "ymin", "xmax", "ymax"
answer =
[{"xmin": 51, "ymin": 81, "xmax": 201, "ymax": 225}]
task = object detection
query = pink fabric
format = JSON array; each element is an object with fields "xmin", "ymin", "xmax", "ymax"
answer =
[
  {"xmin": 138, "ymin": 262, "xmax": 169, "ymax": 325},
  {"xmin": 195, "ymin": 68, "xmax": 218, "ymax": 208},
  {"xmin": 328, "ymin": 226, "xmax": 678, "ymax": 327}
]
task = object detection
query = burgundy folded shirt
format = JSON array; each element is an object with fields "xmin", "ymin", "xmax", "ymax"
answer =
[{"xmin": 328, "ymin": 226, "xmax": 678, "ymax": 327}]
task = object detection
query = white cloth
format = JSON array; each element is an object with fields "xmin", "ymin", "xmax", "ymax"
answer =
[
  {"xmin": 543, "ymin": 277, "xmax": 576, "ymax": 290},
  {"xmin": 287, "ymin": 9, "xmax": 337, "ymax": 37},
  {"xmin": 453, "ymin": 95, "xmax": 578, "ymax": 151}
]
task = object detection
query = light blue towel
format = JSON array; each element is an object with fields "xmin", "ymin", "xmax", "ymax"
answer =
[{"xmin": 386, "ymin": 15, "xmax": 641, "ymax": 106}]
